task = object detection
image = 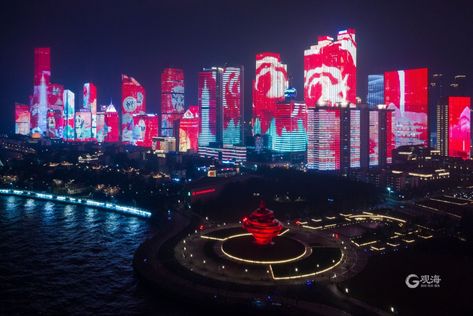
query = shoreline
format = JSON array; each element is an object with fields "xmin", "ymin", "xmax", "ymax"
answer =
[{"xmin": 0, "ymin": 188, "xmax": 152, "ymax": 218}]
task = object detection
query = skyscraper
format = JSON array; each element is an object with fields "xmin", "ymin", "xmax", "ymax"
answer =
[
  {"xmin": 305, "ymin": 29, "xmax": 357, "ymax": 171},
  {"xmin": 133, "ymin": 114, "xmax": 159, "ymax": 147},
  {"xmin": 121, "ymin": 75, "xmax": 146, "ymax": 143},
  {"xmin": 304, "ymin": 29, "xmax": 356, "ymax": 107},
  {"xmin": 252, "ymin": 52, "xmax": 288, "ymax": 144},
  {"xmin": 367, "ymin": 74, "xmax": 384, "ymax": 107},
  {"xmin": 83, "ymin": 83, "xmax": 97, "ymax": 140},
  {"xmin": 161, "ymin": 68, "xmax": 185, "ymax": 137},
  {"xmin": 63, "ymin": 90, "xmax": 75, "ymax": 140},
  {"xmin": 198, "ymin": 68, "xmax": 223, "ymax": 147},
  {"xmin": 272, "ymin": 101, "xmax": 307, "ymax": 153},
  {"xmin": 104, "ymin": 103, "xmax": 119, "ymax": 142},
  {"xmin": 384, "ymin": 68, "xmax": 428, "ymax": 149},
  {"xmin": 15, "ymin": 103, "xmax": 30, "ymax": 135},
  {"xmin": 222, "ymin": 66, "xmax": 244, "ymax": 145},
  {"xmin": 307, "ymin": 107, "xmax": 341, "ymax": 170},
  {"xmin": 436, "ymin": 96, "xmax": 471, "ymax": 159},
  {"xmin": 31, "ymin": 47, "xmax": 51, "ymax": 134},
  {"xmin": 179, "ymin": 105, "xmax": 200, "ymax": 152}
]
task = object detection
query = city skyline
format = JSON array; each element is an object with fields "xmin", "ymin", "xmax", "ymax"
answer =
[{"xmin": 1, "ymin": 0, "xmax": 472, "ymax": 134}]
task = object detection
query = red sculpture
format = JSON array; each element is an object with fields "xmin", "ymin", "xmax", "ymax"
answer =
[{"xmin": 242, "ymin": 200, "xmax": 283, "ymax": 245}]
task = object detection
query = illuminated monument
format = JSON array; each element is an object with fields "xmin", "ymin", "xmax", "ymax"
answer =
[{"xmin": 242, "ymin": 201, "xmax": 282, "ymax": 245}]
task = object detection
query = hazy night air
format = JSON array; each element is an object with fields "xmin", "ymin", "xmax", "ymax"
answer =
[{"xmin": 1, "ymin": 1, "xmax": 473, "ymax": 316}]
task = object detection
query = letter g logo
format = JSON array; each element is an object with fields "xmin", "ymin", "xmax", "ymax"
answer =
[{"xmin": 405, "ymin": 274, "xmax": 420, "ymax": 288}]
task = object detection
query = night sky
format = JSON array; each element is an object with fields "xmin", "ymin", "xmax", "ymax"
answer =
[{"xmin": 1, "ymin": 0, "xmax": 472, "ymax": 133}]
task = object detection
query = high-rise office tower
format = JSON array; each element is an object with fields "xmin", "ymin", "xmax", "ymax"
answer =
[
  {"xmin": 198, "ymin": 68, "xmax": 223, "ymax": 147},
  {"xmin": 272, "ymin": 101, "xmax": 307, "ymax": 153},
  {"xmin": 133, "ymin": 114, "xmax": 159, "ymax": 147},
  {"xmin": 15, "ymin": 103, "xmax": 31, "ymax": 135},
  {"xmin": 307, "ymin": 107, "xmax": 341, "ymax": 170},
  {"xmin": 179, "ymin": 105, "xmax": 200, "ymax": 152},
  {"xmin": 304, "ymin": 29, "xmax": 356, "ymax": 108},
  {"xmin": 83, "ymin": 83, "xmax": 97, "ymax": 140},
  {"xmin": 367, "ymin": 74, "xmax": 384, "ymax": 107},
  {"xmin": 252, "ymin": 53, "xmax": 288, "ymax": 144},
  {"xmin": 63, "ymin": 90, "xmax": 75, "ymax": 140},
  {"xmin": 384, "ymin": 68, "xmax": 428, "ymax": 149},
  {"xmin": 436, "ymin": 96, "xmax": 470, "ymax": 159},
  {"xmin": 161, "ymin": 68, "xmax": 185, "ymax": 137},
  {"xmin": 31, "ymin": 47, "xmax": 51, "ymax": 134},
  {"xmin": 121, "ymin": 75, "xmax": 146, "ymax": 143},
  {"xmin": 104, "ymin": 103, "xmax": 119, "ymax": 142},
  {"xmin": 75, "ymin": 111, "xmax": 92, "ymax": 141},
  {"xmin": 305, "ymin": 29, "xmax": 357, "ymax": 171},
  {"xmin": 222, "ymin": 66, "xmax": 244, "ymax": 145}
]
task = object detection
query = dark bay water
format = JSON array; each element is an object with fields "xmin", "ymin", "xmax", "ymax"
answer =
[{"xmin": 0, "ymin": 195, "xmax": 180, "ymax": 315}]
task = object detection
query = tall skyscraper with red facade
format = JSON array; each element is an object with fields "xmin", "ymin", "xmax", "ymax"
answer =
[
  {"xmin": 305, "ymin": 29, "xmax": 357, "ymax": 170},
  {"xmin": 161, "ymin": 68, "xmax": 185, "ymax": 137},
  {"xmin": 121, "ymin": 75, "xmax": 146, "ymax": 143},
  {"xmin": 31, "ymin": 48, "xmax": 51, "ymax": 134}
]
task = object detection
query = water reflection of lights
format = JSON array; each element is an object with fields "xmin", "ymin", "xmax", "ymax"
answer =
[{"xmin": 0, "ymin": 189, "xmax": 151, "ymax": 218}]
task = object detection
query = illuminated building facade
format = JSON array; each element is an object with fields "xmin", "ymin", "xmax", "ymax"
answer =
[
  {"xmin": 384, "ymin": 68, "xmax": 428, "ymax": 149},
  {"xmin": 222, "ymin": 66, "xmax": 244, "ymax": 145},
  {"xmin": 133, "ymin": 114, "xmax": 159, "ymax": 147},
  {"xmin": 15, "ymin": 103, "xmax": 30, "ymax": 135},
  {"xmin": 367, "ymin": 74, "xmax": 384, "ymax": 107},
  {"xmin": 198, "ymin": 68, "xmax": 223, "ymax": 147},
  {"xmin": 75, "ymin": 110, "xmax": 92, "ymax": 141},
  {"xmin": 348, "ymin": 109, "xmax": 361, "ymax": 168},
  {"xmin": 436, "ymin": 96, "xmax": 471, "ymax": 159},
  {"xmin": 307, "ymin": 108, "xmax": 341, "ymax": 170},
  {"xmin": 198, "ymin": 145, "xmax": 247, "ymax": 162},
  {"xmin": 104, "ymin": 103, "xmax": 119, "ymax": 142},
  {"xmin": 369, "ymin": 110, "xmax": 379, "ymax": 166},
  {"xmin": 63, "ymin": 90, "xmax": 75, "ymax": 140},
  {"xmin": 272, "ymin": 101, "xmax": 307, "ymax": 152},
  {"xmin": 304, "ymin": 29, "xmax": 356, "ymax": 108},
  {"xmin": 252, "ymin": 53, "xmax": 288, "ymax": 144},
  {"xmin": 122, "ymin": 75, "xmax": 146, "ymax": 143},
  {"xmin": 82, "ymin": 83, "xmax": 97, "ymax": 140},
  {"xmin": 178, "ymin": 105, "xmax": 199, "ymax": 152},
  {"xmin": 47, "ymin": 109, "xmax": 64, "ymax": 139},
  {"xmin": 31, "ymin": 47, "xmax": 51, "ymax": 134},
  {"xmin": 152, "ymin": 136, "xmax": 176, "ymax": 152},
  {"xmin": 161, "ymin": 68, "xmax": 185, "ymax": 137},
  {"xmin": 96, "ymin": 111, "xmax": 105, "ymax": 142}
]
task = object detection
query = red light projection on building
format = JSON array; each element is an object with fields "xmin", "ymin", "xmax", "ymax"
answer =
[
  {"xmin": 83, "ymin": 83, "xmax": 97, "ymax": 139},
  {"xmin": 448, "ymin": 96, "xmax": 470, "ymax": 159},
  {"xmin": 104, "ymin": 103, "xmax": 119, "ymax": 142},
  {"xmin": 15, "ymin": 103, "xmax": 30, "ymax": 135},
  {"xmin": 179, "ymin": 105, "xmax": 200, "ymax": 152},
  {"xmin": 304, "ymin": 29, "xmax": 356, "ymax": 107},
  {"xmin": 31, "ymin": 47, "xmax": 51, "ymax": 133},
  {"xmin": 161, "ymin": 68, "xmax": 185, "ymax": 137},
  {"xmin": 272, "ymin": 101, "xmax": 308, "ymax": 152},
  {"xmin": 133, "ymin": 114, "xmax": 158, "ymax": 147},
  {"xmin": 47, "ymin": 109, "xmax": 64, "ymax": 139},
  {"xmin": 223, "ymin": 67, "xmax": 242, "ymax": 145},
  {"xmin": 122, "ymin": 75, "xmax": 146, "ymax": 142},
  {"xmin": 242, "ymin": 200, "xmax": 283, "ymax": 245},
  {"xmin": 369, "ymin": 111, "xmax": 379, "ymax": 166},
  {"xmin": 384, "ymin": 68, "xmax": 428, "ymax": 148},
  {"xmin": 252, "ymin": 53, "xmax": 288, "ymax": 136},
  {"xmin": 307, "ymin": 108, "xmax": 341, "ymax": 170},
  {"xmin": 198, "ymin": 70, "xmax": 219, "ymax": 146}
]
